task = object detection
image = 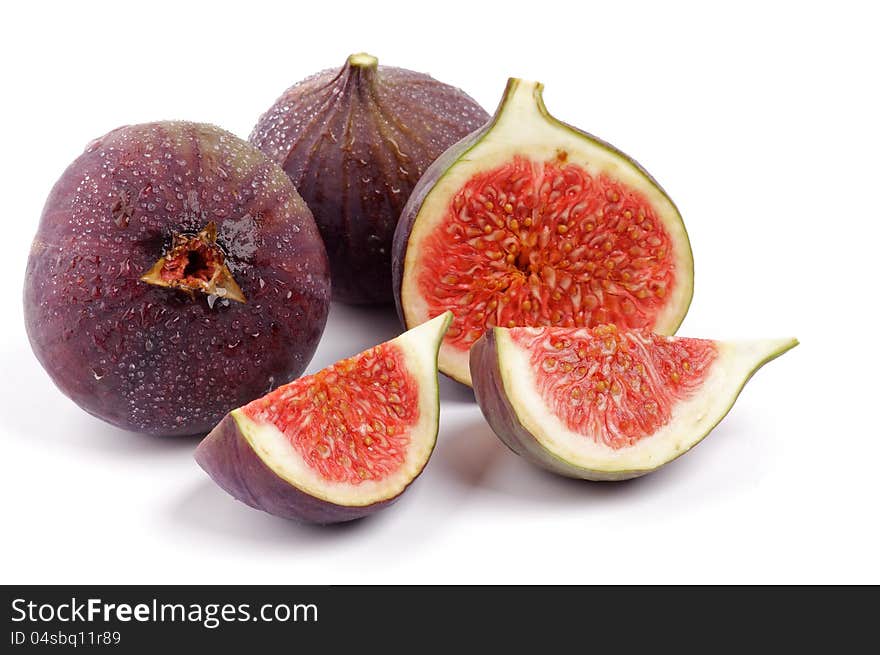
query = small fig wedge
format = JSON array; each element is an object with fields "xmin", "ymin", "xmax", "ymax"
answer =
[
  {"xmin": 196, "ymin": 312, "xmax": 452, "ymax": 523},
  {"xmin": 471, "ymin": 325, "xmax": 797, "ymax": 481}
]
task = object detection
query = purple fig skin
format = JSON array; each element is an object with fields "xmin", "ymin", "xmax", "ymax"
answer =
[
  {"xmin": 470, "ymin": 330, "xmax": 643, "ymax": 482},
  {"xmin": 24, "ymin": 122, "xmax": 330, "ymax": 437},
  {"xmin": 251, "ymin": 53, "xmax": 489, "ymax": 305},
  {"xmin": 195, "ymin": 414, "xmax": 398, "ymax": 524}
]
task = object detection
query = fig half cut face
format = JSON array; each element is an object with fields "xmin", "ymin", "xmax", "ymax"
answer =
[{"xmin": 394, "ymin": 79, "xmax": 694, "ymax": 385}]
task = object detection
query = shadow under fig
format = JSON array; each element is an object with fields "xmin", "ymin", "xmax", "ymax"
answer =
[
  {"xmin": 491, "ymin": 457, "xmax": 659, "ymax": 505},
  {"xmin": 432, "ymin": 417, "xmax": 507, "ymax": 489},
  {"xmin": 438, "ymin": 376, "xmax": 475, "ymax": 404},
  {"xmin": 0, "ymin": 345, "xmax": 199, "ymax": 457},
  {"xmin": 431, "ymin": 416, "xmax": 624, "ymax": 503},
  {"xmin": 431, "ymin": 412, "xmax": 747, "ymax": 507},
  {"xmin": 74, "ymin": 420, "xmax": 202, "ymax": 457},
  {"xmin": 168, "ymin": 478, "xmax": 391, "ymax": 548}
]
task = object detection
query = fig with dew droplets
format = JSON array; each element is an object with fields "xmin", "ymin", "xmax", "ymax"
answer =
[
  {"xmin": 250, "ymin": 53, "xmax": 489, "ymax": 305},
  {"xmin": 24, "ymin": 122, "xmax": 330, "ymax": 437}
]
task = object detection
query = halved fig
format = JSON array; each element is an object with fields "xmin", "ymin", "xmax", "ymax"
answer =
[
  {"xmin": 394, "ymin": 78, "xmax": 694, "ymax": 385},
  {"xmin": 195, "ymin": 312, "xmax": 452, "ymax": 523},
  {"xmin": 470, "ymin": 325, "xmax": 797, "ymax": 481}
]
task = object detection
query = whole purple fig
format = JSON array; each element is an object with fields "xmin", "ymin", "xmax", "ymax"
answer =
[
  {"xmin": 24, "ymin": 122, "xmax": 330, "ymax": 436},
  {"xmin": 250, "ymin": 53, "xmax": 489, "ymax": 305}
]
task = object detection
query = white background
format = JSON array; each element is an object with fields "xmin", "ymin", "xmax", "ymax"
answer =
[{"xmin": 1, "ymin": 1, "xmax": 877, "ymax": 584}]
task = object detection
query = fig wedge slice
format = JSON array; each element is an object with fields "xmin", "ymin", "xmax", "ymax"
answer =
[
  {"xmin": 196, "ymin": 312, "xmax": 452, "ymax": 523},
  {"xmin": 471, "ymin": 325, "xmax": 797, "ymax": 481}
]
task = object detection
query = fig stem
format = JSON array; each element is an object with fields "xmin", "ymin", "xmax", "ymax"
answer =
[
  {"xmin": 347, "ymin": 52, "xmax": 379, "ymax": 68},
  {"xmin": 496, "ymin": 78, "xmax": 548, "ymax": 122}
]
